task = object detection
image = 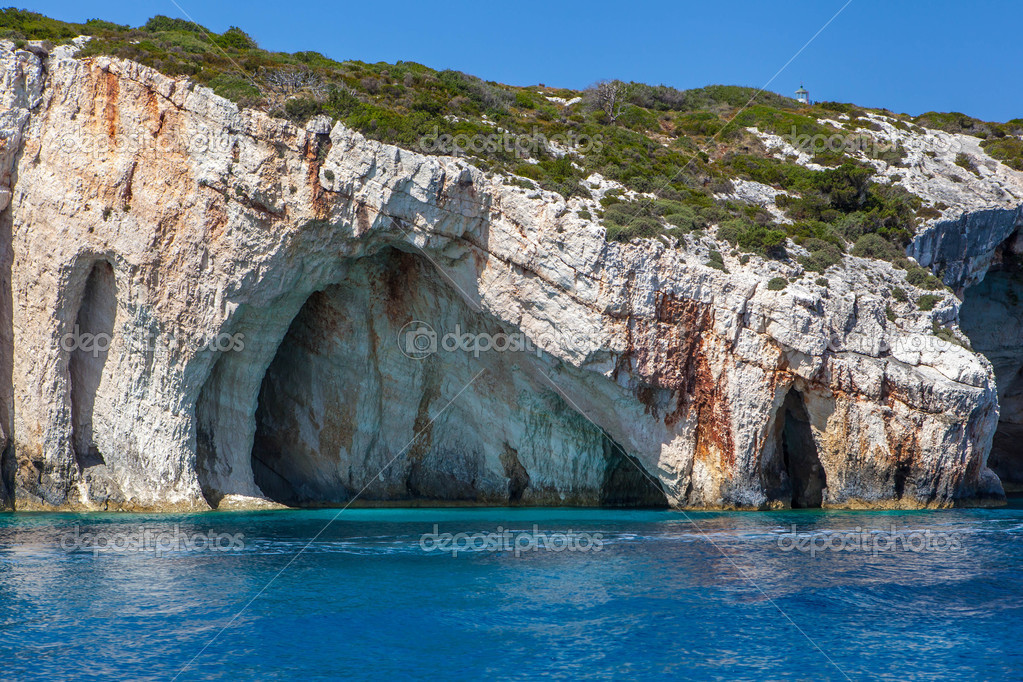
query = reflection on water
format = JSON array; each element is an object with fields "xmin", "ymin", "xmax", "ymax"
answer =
[{"xmin": 0, "ymin": 505, "xmax": 1021, "ymax": 680}]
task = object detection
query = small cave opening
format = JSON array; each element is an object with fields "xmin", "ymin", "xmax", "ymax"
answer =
[
  {"xmin": 194, "ymin": 386, "xmax": 222, "ymax": 508},
  {"xmin": 766, "ymin": 388, "xmax": 826, "ymax": 508},
  {"xmin": 0, "ymin": 441, "xmax": 13, "ymax": 509},
  {"xmin": 600, "ymin": 435, "xmax": 669, "ymax": 508},
  {"xmin": 68, "ymin": 261, "xmax": 116, "ymax": 470},
  {"xmin": 960, "ymin": 233, "xmax": 1023, "ymax": 491}
]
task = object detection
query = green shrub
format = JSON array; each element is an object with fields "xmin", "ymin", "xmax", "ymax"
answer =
[
  {"xmin": 851, "ymin": 233, "xmax": 901, "ymax": 261},
  {"xmin": 665, "ymin": 85, "xmax": 798, "ymax": 113},
  {"xmin": 906, "ymin": 266, "xmax": 944, "ymax": 290},
  {"xmin": 601, "ymin": 200, "xmax": 669, "ymax": 241},
  {"xmin": 715, "ymin": 219, "xmax": 744, "ymax": 245},
  {"xmin": 932, "ymin": 321, "xmax": 969, "ymax": 349},
  {"xmin": 514, "ymin": 91, "xmax": 536, "ymax": 109},
  {"xmin": 217, "ymin": 26, "xmax": 257, "ymax": 50},
  {"xmin": 706, "ymin": 250, "xmax": 727, "ymax": 271},
  {"xmin": 891, "ymin": 286, "xmax": 908, "ymax": 302},
  {"xmin": 816, "ymin": 101, "xmax": 854, "ymax": 114},
  {"xmin": 0, "ymin": 8, "xmax": 103, "ymax": 41},
  {"xmin": 664, "ymin": 209, "xmax": 700, "ymax": 231},
  {"xmin": 732, "ymin": 105, "xmax": 841, "ymax": 145},
  {"xmin": 284, "ymin": 97, "xmax": 323, "ymax": 123},
  {"xmin": 209, "ymin": 73, "xmax": 261, "ymax": 106},
  {"xmin": 799, "ymin": 239, "xmax": 843, "ymax": 272},
  {"xmin": 914, "ymin": 111, "xmax": 988, "ymax": 136},
  {"xmin": 605, "ymin": 218, "xmax": 662, "ymax": 243},
  {"xmin": 981, "ymin": 137, "xmax": 1023, "ymax": 171},
  {"xmin": 872, "ymin": 142, "xmax": 908, "ymax": 166},
  {"xmin": 917, "ymin": 294, "xmax": 941, "ymax": 311},
  {"xmin": 767, "ymin": 277, "xmax": 788, "ymax": 291},
  {"xmin": 955, "ymin": 152, "xmax": 980, "ymax": 176},
  {"xmin": 143, "ymin": 15, "xmax": 205, "ymax": 32},
  {"xmin": 727, "ymin": 156, "xmax": 921, "ymax": 265},
  {"xmin": 783, "ymin": 220, "xmax": 844, "ymax": 248},
  {"xmin": 741, "ymin": 226, "xmax": 787, "ymax": 257},
  {"xmin": 599, "ymin": 191, "xmax": 624, "ymax": 208},
  {"xmin": 674, "ymin": 111, "xmax": 724, "ymax": 137},
  {"xmin": 514, "ymin": 164, "xmax": 544, "ymax": 181}
]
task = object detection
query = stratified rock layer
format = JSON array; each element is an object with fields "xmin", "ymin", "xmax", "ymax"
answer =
[{"xmin": 0, "ymin": 45, "xmax": 1013, "ymax": 510}]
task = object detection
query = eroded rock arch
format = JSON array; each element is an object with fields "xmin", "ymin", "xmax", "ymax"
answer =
[{"xmin": 198, "ymin": 247, "xmax": 667, "ymax": 508}]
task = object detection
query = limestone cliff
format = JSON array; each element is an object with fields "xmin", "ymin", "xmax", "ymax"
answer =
[{"xmin": 0, "ymin": 43, "xmax": 1017, "ymax": 511}]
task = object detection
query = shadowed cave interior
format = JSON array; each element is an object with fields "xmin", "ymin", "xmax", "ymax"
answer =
[
  {"xmin": 226, "ymin": 248, "xmax": 668, "ymax": 508},
  {"xmin": 763, "ymin": 388, "xmax": 827, "ymax": 508},
  {"xmin": 68, "ymin": 261, "xmax": 116, "ymax": 471},
  {"xmin": 960, "ymin": 232, "xmax": 1023, "ymax": 490}
]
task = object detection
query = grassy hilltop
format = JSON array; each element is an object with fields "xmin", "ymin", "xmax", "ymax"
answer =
[{"xmin": 2, "ymin": 8, "xmax": 1022, "ymax": 281}]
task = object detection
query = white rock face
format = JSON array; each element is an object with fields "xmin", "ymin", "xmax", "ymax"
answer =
[{"xmin": 0, "ymin": 47, "xmax": 1011, "ymax": 510}]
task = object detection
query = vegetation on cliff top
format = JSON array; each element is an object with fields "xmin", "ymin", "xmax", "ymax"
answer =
[{"xmin": 0, "ymin": 8, "xmax": 1017, "ymax": 283}]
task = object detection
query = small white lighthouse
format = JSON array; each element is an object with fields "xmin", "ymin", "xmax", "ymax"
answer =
[{"xmin": 795, "ymin": 83, "xmax": 810, "ymax": 105}]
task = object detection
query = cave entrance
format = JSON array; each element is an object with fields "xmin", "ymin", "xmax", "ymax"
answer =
[
  {"xmin": 600, "ymin": 436, "xmax": 669, "ymax": 508},
  {"xmin": 68, "ymin": 261, "xmax": 116, "ymax": 470},
  {"xmin": 779, "ymin": 389, "xmax": 826, "ymax": 508},
  {"xmin": 243, "ymin": 248, "xmax": 668, "ymax": 509},
  {"xmin": 990, "ymin": 368, "xmax": 1023, "ymax": 489},
  {"xmin": 960, "ymin": 238, "xmax": 1023, "ymax": 490}
]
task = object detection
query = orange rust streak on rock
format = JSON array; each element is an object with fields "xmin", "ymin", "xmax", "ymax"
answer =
[
  {"xmin": 102, "ymin": 70, "xmax": 119, "ymax": 141},
  {"xmin": 626, "ymin": 293, "xmax": 737, "ymax": 467}
]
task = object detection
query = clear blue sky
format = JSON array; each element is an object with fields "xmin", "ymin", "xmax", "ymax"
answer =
[{"xmin": 24, "ymin": 0, "xmax": 1023, "ymax": 122}]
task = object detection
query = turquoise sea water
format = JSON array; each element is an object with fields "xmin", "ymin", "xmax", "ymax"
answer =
[{"xmin": 1, "ymin": 503, "xmax": 1022, "ymax": 681}]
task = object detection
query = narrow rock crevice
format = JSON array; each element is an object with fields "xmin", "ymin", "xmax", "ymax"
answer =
[
  {"xmin": 499, "ymin": 445, "xmax": 529, "ymax": 503},
  {"xmin": 0, "ymin": 441, "xmax": 13, "ymax": 510},
  {"xmin": 194, "ymin": 403, "xmax": 222, "ymax": 508},
  {"xmin": 69, "ymin": 261, "xmax": 115, "ymax": 471}
]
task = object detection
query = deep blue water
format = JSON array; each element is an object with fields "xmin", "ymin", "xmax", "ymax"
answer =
[{"xmin": 1, "ymin": 503, "xmax": 1022, "ymax": 681}]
